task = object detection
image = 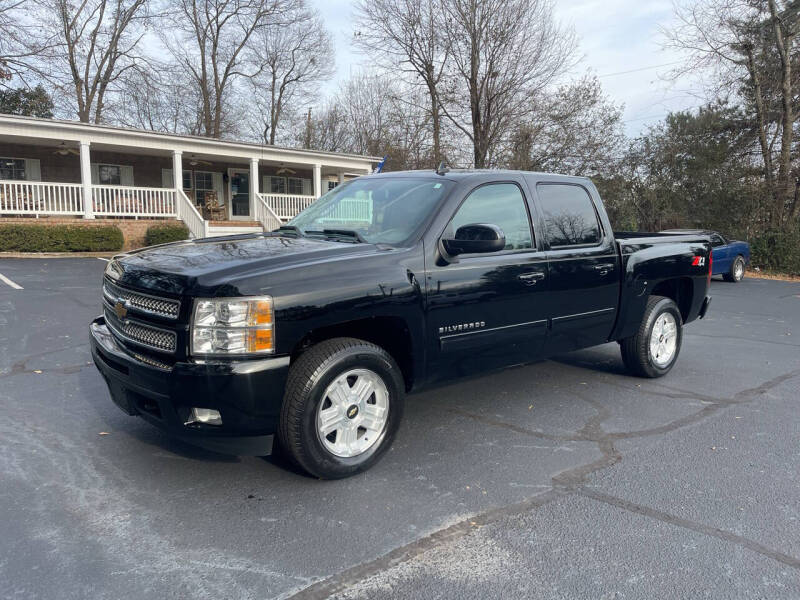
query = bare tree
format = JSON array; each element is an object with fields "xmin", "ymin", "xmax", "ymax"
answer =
[
  {"xmin": 664, "ymin": 0, "xmax": 798, "ymax": 223},
  {"xmin": 163, "ymin": 0, "xmax": 288, "ymax": 138},
  {"xmin": 296, "ymin": 71, "xmax": 436, "ymax": 170},
  {"xmin": 353, "ymin": 0, "xmax": 449, "ymax": 166},
  {"xmin": 248, "ymin": 2, "xmax": 333, "ymax": 145},
  {"xmin": 508, "ymin": 75, "xmax": 625, "ymax": 176},
  {"xmin": 108, "ymin": 66, "xmax": 206, "ymax": 134},
  {"xmin": 439, "ymin": 0, "xmax": 576, "ymax": 168},
  {"xmin": 28, "ymin": 0, "xmax": 149, "ymax": 122},
  {"xmin": 0, "ymin": 0, "xmax": 34, "ymax": 83}
]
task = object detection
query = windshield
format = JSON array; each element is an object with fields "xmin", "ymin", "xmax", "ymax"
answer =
[{"xmin": 287, "ymin": 177, "xmax": 454, "ymax": 245}]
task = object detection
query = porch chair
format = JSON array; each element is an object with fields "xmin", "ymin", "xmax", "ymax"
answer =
[{"xmin": 204, "ymin": 191, "xmax": 225, "ymax": 221}]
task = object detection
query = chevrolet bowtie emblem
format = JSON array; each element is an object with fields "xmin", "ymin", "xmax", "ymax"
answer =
[{"xmin": 114, "ymin": 300, "xmax": 128, "ymax": 320}]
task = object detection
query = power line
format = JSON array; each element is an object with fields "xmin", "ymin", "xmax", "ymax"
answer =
[{"xmin": 598, "ymin": 60, "xmax": 685, "ymax": 79}]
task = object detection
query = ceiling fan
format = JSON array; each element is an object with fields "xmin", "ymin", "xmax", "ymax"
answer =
[
  {"xmin": 276, "ymin": 167, "xmax": 296, "ymax": 175},
  {"xmin": 188, "ymin": 154, "xmax": 213, "ymax": 167},
  {"xmin": 52, "ymin": 142, "xmax": 79, "ymax": 156}
]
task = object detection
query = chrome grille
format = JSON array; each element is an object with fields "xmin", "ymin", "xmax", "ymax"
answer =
[
  {"xmin": 103, "ymin": 279, "xmax": 180, "ymax": 320},
  {"xmin": 104, "ymin": 306, "xmax": 177, "ymax": 354}
]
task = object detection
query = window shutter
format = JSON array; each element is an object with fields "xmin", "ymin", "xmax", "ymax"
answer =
[
  {"xmin": 90, "ymin": 163, "xmax": 99, "ymax": 185},
  {"xmin": 302, "ymin": 178, "xmax": 312, "ymax": 195},
  {"xmin": 120, "ymin": 165, "xmax": 134, "ymax": 186},
  {"xmin": 24, "ymin": 159, "xmax": 41, "ymax": 181},
  {"xmin": 162, "ymin": 168, "xmax": 173, "ymax": 188},
  {"xmin": 212, "ymin": 172, "xmax": 224, "ymax": 202}
]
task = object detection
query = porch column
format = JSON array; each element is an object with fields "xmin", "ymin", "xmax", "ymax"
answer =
[
  {"xmin": 313, "ymin": 163, "xmax": 322, "ymax": 198},
  {"xmin": 172, "ymin": 150, "xmax": 183, "ymax": 190},
  {"xmin": 79, "ymin": 141, "xmax": 94, "ymax": 219},
  {"xmin": 249, "ymin": 157, "xmax": 259, "ymax": 217},
  {"xmin": 337, "ymin": 171, "xmax": 345, "ymax": 186}
]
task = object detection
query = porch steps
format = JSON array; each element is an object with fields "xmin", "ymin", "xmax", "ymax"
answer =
[{"xmin": 205, "ymin": 220, "xmax": 264, "ymax": 238}]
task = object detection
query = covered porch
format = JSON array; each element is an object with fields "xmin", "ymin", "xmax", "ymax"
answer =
[{"xmin": 0, "ymin": 115, "xmax": 376, "ymax": 238}]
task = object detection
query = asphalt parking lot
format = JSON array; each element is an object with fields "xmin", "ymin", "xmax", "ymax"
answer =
[{"xmin": 1, "ymin": 257, "xmax": 798, "ymax": 599}]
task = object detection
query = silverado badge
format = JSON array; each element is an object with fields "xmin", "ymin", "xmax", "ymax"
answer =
[{"xmin": 114, "ymin": 300, "xmax": 128, "ymax": 320}]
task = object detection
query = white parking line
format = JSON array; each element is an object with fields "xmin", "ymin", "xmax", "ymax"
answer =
[
  {"xmin": 0, "ymin": 272, "xmax": 23, "ymax": 290},
  {"xmin": 97, "ymin": 257, "xmax": 109, "ymax": 262}
]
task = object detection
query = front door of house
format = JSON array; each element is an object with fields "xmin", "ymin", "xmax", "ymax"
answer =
[{"xmin": 229, "ymin": 169, "xmax": 250, "ymax": 219}]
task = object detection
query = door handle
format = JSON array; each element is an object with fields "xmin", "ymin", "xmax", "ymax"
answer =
[
  {"xmin": 518, "ymin": 271, "xmax": 545, "ymax": 285},
  {"xmin": 594, "ymin": 263, "xmax": 615, "ymax": 275}
]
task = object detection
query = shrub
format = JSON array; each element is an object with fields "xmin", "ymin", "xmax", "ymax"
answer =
[
  {"xmin": 0, "ymin": 224, "xmax": 124, "ymax": 252},
  {"xmin": 749, "ymin": 228, "xmax": 800, "ymax": 276},
  {"xmin": 144, "ymin": 223, "xmax": 190, "ymax": 246}
]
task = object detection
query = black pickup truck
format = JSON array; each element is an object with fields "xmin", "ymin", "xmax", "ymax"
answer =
[{"xmin": 91, "ymin": 170, "xmax": 712, "ymax": 478}]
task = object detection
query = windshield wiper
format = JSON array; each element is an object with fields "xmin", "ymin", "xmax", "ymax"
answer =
[
  {"xmin": 305, "ymin": 228, "xmax": 367, "ymax": 243},
  {"xmin": 275, "ymin": 225, "xmax": 306, "ymax": 237}
]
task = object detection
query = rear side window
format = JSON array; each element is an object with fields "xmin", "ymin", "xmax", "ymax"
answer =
[
  {"xmin": 449, "ymin": 183, "xmax": 532, "ymax": 251},
  {"xmin": 537, "ymin": 183, "xmax": 602, "ymax": 247}
]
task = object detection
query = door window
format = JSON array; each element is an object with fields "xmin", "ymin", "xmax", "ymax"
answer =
[
  {"xmin": 537, "ymin": 184, "xmax": 602, "ymax": 247},
  {"xmin": 710, "ymin": 234, "xmax": 725, "ymax": 247},
  {"xmin": 449, "ymin": 183, "xmax": 532, "ymax": 251}
]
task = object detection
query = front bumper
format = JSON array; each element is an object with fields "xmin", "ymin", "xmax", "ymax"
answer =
[{"xmin": 90, "ymin": 316, "xmax": 290, "ymax": 455}]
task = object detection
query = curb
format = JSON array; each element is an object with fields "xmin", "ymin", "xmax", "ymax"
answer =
[{"xmin": 0, "ymin": 252, "xmax": 118, "ymax": 259}]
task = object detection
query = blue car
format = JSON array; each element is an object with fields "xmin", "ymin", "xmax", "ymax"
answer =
[{"xmin": 663, "ymin": 230, "xmax": 751, "ymax": 282}]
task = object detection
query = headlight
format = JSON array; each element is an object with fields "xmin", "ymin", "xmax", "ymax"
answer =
[{"xmin": 191, "ymin": 297, "xmax": 274, "ymax": 356}]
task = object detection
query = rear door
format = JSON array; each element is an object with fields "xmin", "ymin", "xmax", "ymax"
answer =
[
  {"xmin": 533, "ymin": 181, "xmax": 620, "ymax": 354},
  {"xmin": 425, "ymin": 180, "xmax": 549, "ymax": 380}
]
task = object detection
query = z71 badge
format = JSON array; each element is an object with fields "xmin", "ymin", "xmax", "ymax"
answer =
[{"xmin": 439, "ymin": 321, "xmax": 486, "ymax": 335}]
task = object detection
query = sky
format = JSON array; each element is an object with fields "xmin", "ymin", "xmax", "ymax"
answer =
[{"xmin": 314, "ymin": 0, "xmax": 705, "ymax": 137}]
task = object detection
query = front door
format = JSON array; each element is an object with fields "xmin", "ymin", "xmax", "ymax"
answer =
[
  {"xmin": 228, "ymin": 169, "xmax": 250, "ymax": 219},
  {"xmin": 425, "ymin": 181, "xmax": 549, "ymax": 382}
]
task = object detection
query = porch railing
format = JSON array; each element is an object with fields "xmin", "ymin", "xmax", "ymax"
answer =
[
  {"xmin": 0, "ymin": 180, "xmax": 84, "ymax": 216},
  {"xmin": 93, "ymin": 185, "xmax": 176, "ymax": 217},
  {"xmin": 255, "ymin": 195, "xmax": 283, "ymax": 232},
  {"xmin": 176, "ymin": 188, "xmax": 208, "ymax": 239},
  {"xmin": 258, "ymin": 193, "xmax": 316, "ymax": 221}
]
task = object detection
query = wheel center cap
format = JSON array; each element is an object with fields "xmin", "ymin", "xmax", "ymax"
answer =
[{"xmin": 346, "ymin": 404, "xmax": 359, "ymax": 419}]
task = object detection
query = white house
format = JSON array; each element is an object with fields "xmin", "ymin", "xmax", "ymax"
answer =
[{"xmin": 0, "ymin": 114, "xmax": 379, "ymax": 238}]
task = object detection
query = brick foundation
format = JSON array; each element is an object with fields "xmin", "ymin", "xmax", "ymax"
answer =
[{"xmin": 0, "ymin": 217, "xmax": 179, "ymax": 251}]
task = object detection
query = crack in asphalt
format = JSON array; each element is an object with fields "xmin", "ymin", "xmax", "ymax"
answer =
[
  {"xmin": 0, "ymin": 343, "xmax": 92, "ymax": 378},
  {"xmin": 576, "ymin": 488, "xmax": 800, "ymax": 570},
  {"xmin": 288, "ymin": 366, "xmax": 800, "ymax": 599}
]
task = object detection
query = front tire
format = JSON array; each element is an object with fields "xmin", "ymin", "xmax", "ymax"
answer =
[
  {"xmin": 723, "ymin": 255, "xmax": 745, "ymax": 282},
  {"xmin": 278, "ymin": 337, "xmax": 405, "ymax": 479},
  {"xmin": 620, "ymin": 295, "xmax": 683, "ymax": 378}
]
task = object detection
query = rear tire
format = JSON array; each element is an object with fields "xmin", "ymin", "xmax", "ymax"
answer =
[
  {"xmin": 620, "ymin": 295, "xmax": 683, "ymax": 378},
  {"xmin": 723, "ymin": 255, "xmax": 745, "ymax": 282},
  {"xmin": 278, "ymin": 337, "xmax": 405, "ymax": 479}
]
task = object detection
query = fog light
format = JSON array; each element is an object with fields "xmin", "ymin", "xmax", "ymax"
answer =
[{"xmin": 186, "ymin": 407, "xmax": 222, "ymax": 426}]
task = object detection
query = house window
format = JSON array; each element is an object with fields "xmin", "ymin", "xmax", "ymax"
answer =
[
  {"xmin": 327, "ymin": 180, "xmax": 338, "ymax": 191},
  {"xmin": 287, "ymin": 177, "xmax": 305, "ymax": 195},
  {"xmin": 194, "ymin": 171, "xmax": 214, "ymax": 205},
  {"xmin": 270, "ymin": 176, "xmax": 287, "ymax": 194},
  {"xmin": 182, "ymin": 170, "xmax": 192, "ymax": 190},
  {"xmin": 0, "ymin": 158, "xmax": 26, "ymax": 180},
  {"xmin": 98, "ymin": 164, "xmax": 121, "ymax": 185}
]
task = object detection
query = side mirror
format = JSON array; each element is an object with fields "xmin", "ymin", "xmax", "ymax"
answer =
[{"xmin": 442, "ymin": 223, "xmax": 506, "ymax": 256}]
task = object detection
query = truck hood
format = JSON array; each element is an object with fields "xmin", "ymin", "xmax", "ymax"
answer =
[{"xmin": 111, "ymin": 234, "xmax": 381, "ymax": 296}]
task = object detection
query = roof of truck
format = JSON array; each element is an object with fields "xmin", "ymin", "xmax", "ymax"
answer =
[{"xmin": 367, "ymin": 169, "xmax": 591, "ymax": 183}]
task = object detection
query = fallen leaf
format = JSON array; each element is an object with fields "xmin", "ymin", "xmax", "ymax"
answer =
[
  {"xmin": 33, "ymin": 370, "xmax": 42, "ymax": 374},
  {"xmin": 528, "ymin": 405, "xmax": 533, "ymax": 410},
  {"xmin": 98, "ymin": 432, "xmax": 110, "ymax": 436}
]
